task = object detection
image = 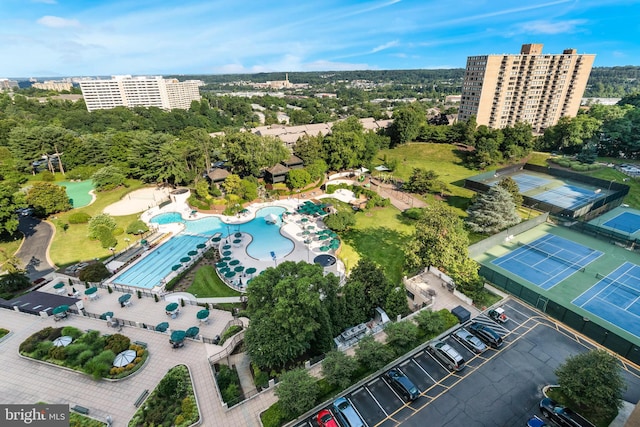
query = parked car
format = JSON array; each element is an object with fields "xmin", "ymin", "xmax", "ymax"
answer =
[
  {"xmin": 488, "ymin": 307, "xmax": 509, "ymax": 323},
  {"xmin": 469, "ymin": 322, "xmax": 503, "ymax": 348},
  {"xmin": 317, "ymin": 409, "xmax": 339, "ymax": 427},
  {"xmin": 539, "ymin": 398, "xmax": 595, "ymax": 427},
  {"xmin": 426, "ymin": 340, "xmax": 466, "ymax": 371},
  {"xmin": 527, "ymin": 415, "xmax": 548, "ymax": 427},
  {"xmin": 453, "ymin": 327, "xmax": 487, "ymax": 353},
  {"xmin": 333, "ymin": 397, "xmax": 364, "ymax": 427},
  {"xmin": 384, "ymin": 368, "xmax": 420, "ymax": 401}
]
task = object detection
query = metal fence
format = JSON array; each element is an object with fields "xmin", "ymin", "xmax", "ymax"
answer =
[
  {"xmin": 479, "ymin": 265, "xmax": 640, "ymax": 365},
  {"xmin": 468, "ymin": 212, "xmax": 549, "ymax": 258}
]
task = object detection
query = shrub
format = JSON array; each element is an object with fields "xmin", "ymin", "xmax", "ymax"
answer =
[
  {"xmin": 261, "ymin": 402, "xmax": 287, "ymax": 427},
  {"xmin": 76, "ymin": 349, "xmax": 94, "ymax": 366},
  {"xmin": 34, "ymin": 341, "xmax": 54, "ymax": 359},
  {"xmin": 126, "ymin": 220, "xmax": 149, "ymax": 235},
  {"xmin": 64, "ymin": 343, "xmax": 89, "ymax": 365},
  {"xmin": 95, "ymin": 225, "xmax": 117, "ymax": 248},
  {"xmin": 38, "ymin": 171, "xmax": 55, "ymax": 182},
  {"xmin": 68, "ymin": 212, "xmax": 91, "ymax": 224},
  {"xmin": 48, "ymin": 345, "xmax": 67, "ymax": 360},
  {"xmin": 67, "ymin": 165, "xmax": 99, "ymax": 180},
  {"xmin": 104, "ymin": 333, "xmax": 131, "ymax": 354},
  {"xmin": 91, "ymin": 166, "xmax": 126, "ymax": 191},
  {"xmin": 112, "ymin": 227, "xmax": 124, "ymax": 236},
  {"xmin": 88, "ymin": 213, "xmax": 116, "ymax": 238},
  {"xmin": 78, "ymin": 263, "xmax": 110, "ymax": 282},
  {"xmin": 61, "ymin": 326, "xmax": 83, "ymax": 339}
]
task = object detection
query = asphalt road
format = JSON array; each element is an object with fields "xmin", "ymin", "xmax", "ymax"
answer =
[
  {"xmin": 15, "ymin": 215, "xmax": 55, "ymax": 280},
  {"xmin": 295, "ymin": 299, "xmax": 640, "ymax": 427}
]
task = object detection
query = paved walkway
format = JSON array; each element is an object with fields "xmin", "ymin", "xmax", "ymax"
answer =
[
  {"xmin": 0, "ymin": 309, "xmax": 276, "ymax": 426},
  {"xmin": 369, "ymin": 178, "xmax": 427, "ymax": 211}
]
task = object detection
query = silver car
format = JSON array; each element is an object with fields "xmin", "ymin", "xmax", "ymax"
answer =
[{"xmin": 453, "ymin": 327, "xmax": 487, "ymax": 354}]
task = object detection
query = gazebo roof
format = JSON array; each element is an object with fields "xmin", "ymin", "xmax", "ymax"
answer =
[
  {"xmin": 266, "ymin": 163, "xmax": 290, "ymax": 176},
  {"xmin": 207, "ymin": 168, "xmax": 230, "ymax": 182}
]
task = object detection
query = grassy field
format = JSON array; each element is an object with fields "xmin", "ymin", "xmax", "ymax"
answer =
[
  {"xmin": 584, "ymin": 165, "xmax": 640, "ymax": 209},
  {"xmin": 0, "ymin": 235, "xmax": 23, "ymax": 270},
  {"xmin": 48, "ymin": 179, "xmax": 146, "ymax": 266},
  {"xmin": 186, "ymin": 266, "xmax": 241, "ymax": 297},
  {"xmin": 340, "ymin": 206, "xmax": 415, "ymax": 285}
]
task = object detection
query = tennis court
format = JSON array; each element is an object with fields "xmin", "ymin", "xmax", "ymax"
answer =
[
  {"xmin": 573, "ymin": 262, "xmax": 640, "ymax": 338},
  {"xmin": 603, "ymin": 212, "xmax": 640, "ymax": 234},
  {"xmin": 491, "ymin": 234, "xmax": 603, "ymax": 290},
  {"xmin": 533, "ymin": 184, "xmax": 601, "ymax": 210},
  {"xmin": 509, "ymin": 174, "xmax": 551, "ymax": 193}
]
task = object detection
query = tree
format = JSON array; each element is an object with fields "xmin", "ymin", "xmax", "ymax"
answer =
[
  {"xmin": 497, "ymin": 177, "xmax": 523, "ymax": 207},
  {"xmin": 91, "ymin": 166, "xmax": 126, "ymax": 191},
  {"xmin": 244, "ymin": 261, "xmax": 340, "ymax": 369},
  {"xmin": 323, "ymin": 211, "xmax": 356, "ymax": 232},
  {"xmin": 321, "ymin": 350, "xmax": 359, "ymax": 389},
  {"xmin": 0, "ymin": 182, "xmax": 21, "ymax": 235},
  {"xmin": 323, "ymin": 117, "xmax": 366, "ymax": 171},
  {"xmin": 25, "ymin": 182, "xmax": 72, "ymax": 216},
  {"xmin": 384, "ymin": 286, "xmax": 410, "ymax": 319},
  {"xmin": 389, "ymin": 104, "xmax": 423, "ymax": 146},
  {"xmin": 78, "ymin": 262, "xmax": 111, "ymax": 282},
  {"xmin": 355, "ymin": 335, "xmax": 395, "ymax": 371},
  {"xmin": 126, "ymin": 220, "xmax": 148, "ymax": 235},
  {"xmin": 414, "ymin": 309, "xmax": 445, "ymax": 337},
  {"xmin": 404, "ymin": 168, "xmax": 439, "ymax": 194},
  {"xmin": 555, "ymin": 349, "xmax": 625, "ymax": 420},
  {"xmin": 88, "ymin": 213, "xmax": 117, "ymax": 239},
  {"xmin": 384, "ymin": 321, "xmax": 419, "ymax": 355},
  {"xmin": 539, "ymin": 115, "xmax": 602, "ymax": 154},
  {"xmin": 0, "ymin": 272, "xmax": 31, "ymax": 298},
  {"xmin": 275, "ymin": 368, "xmax": 319, "ymax": 418},
  {"xmin": 223, "ymin": 132, "xmax": 289, "ymax": 177},
  {"xmin": 466, "ymin": 186, "xmax": 521, "ymax": 234},
  {"xmin": 405, "ymin": 202, "xmax": 479, "ymax": 289},
  {"xmin": 344, "ymin": 259, "xmax": 391, "ymax": 324},
  {"xmin": 286, "ymin": 169, "xmax": 312, "ymax": 190}
]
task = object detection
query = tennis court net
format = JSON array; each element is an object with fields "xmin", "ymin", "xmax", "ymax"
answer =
[
  {"xmin": 595, "ymin": 273, "xmax": 640, "ymax": 299},
  {"xmin": 518, "ymin": 241, "xmax": 586, "ymax": 272}
]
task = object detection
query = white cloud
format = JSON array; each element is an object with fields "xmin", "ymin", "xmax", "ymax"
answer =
[
  {"xmin": 513, "ymin": 19, "xmax": 587, "ymax": 34},
  {"xmin": 32, "ymin": 0, "xmax": 57, "ymax": 3},
  {"xmin": 37, "ymin": 16, "xmax": 80, "ymax": 28},
  {"xmin": 372, "ymin": 40, "xmax": 399, "ymax": 53}
]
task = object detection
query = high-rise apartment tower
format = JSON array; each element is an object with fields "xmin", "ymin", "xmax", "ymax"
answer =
[
  {"xmin": 79, "ymin": 75, "xmax": 203, "ymax": 112},
  {"xmin": 458, "ymin": 44, "xmax": 595, "ymax": 133}
]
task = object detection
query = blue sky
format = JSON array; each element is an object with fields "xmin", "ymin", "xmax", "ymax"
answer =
[{"xmin": 1, "ymin": 0, "xmax": 639, "ymax": 77}]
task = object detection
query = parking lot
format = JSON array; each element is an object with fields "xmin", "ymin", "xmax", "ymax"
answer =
[{"xmin": 295, "ymin": 298, "xmax": 640, "ymax": 427}]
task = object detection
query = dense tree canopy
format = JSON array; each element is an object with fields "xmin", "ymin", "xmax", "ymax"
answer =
[
  {"xmin": 466, "ymin": 186, "xmax": 521, "ymax": 234},
  {"xmin": 25, "ymin": 182, "xmax": 71, "ymax": 216}
]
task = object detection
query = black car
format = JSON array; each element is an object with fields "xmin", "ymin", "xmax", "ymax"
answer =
[
  {"xmin": 469, "ymin": 322, "xmax": 503, "ymax": 348},
  {"xmin": 539, "ymin": 398, "xmax": 595, "ymax": 427},
  {"xmin": 384, "ymin": 368, "xmax": 420, "ymax": 401}
]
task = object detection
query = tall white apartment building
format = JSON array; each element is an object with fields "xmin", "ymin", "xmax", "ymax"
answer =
[
  {"xmin": 458, "ymin": 44, "xmax": 595, "ymax": 133},
  {"xmin": 79, "ymin": 75, "xmax": 203, "ymax": 112}
]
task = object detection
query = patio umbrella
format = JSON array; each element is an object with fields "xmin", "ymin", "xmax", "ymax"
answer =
[
  {"xmin": 171, "ymin": 264, "xmax": 181, "ymax": 271},
  {"xmin": 265, "ymin": 213, "xmax": 279, "ymax": 224},
  {"xmin": 219, "ymin": 267, "xmax": 231, "ymax": 273},
  {"xmin": 196, "ymin": 309, "xmax": 210, "ymax": 320},
  {"xmin": 53, "ymin": 282, "xmax": 65, "ymax": 289},
  {"xmin": 166, "ymin": 302, "xmax": 179, "ymax": 312},
  {"xmin": 245, "ymin": 267, "xmax": 257, "ymax": 275},
  {"xmin": 231, "ymin": 239, "xmax": 241, "ymax": 245},
  {"xmin": 141, "ymin": 239, "xmax": 148, "ymax": 245},
  {"xmin": 188, "ymin": 250, "xmax": 198, "ymax": 256},
  {"xmin": 319, "ymin": 235, "xmax": 330, "ymax": 240},
  {"xmin": 216, "ymin": 261, "xmax": 227, "ymax": 268},
  {"xmin": 319, "ymin": 246, "xmax": 330, "ymax": 252},
  {"xmin": 229, "ymin": 259, "xmax": 240, "ymax": 266},
  {"xmin": 302, "ymin": 230, "xmax": 310, "ymax": 235},
  {"xmin": 301, "ymin": 217, "xmax": 309, "ymax": 223},
  {"xmin": 52, "ymin": 305, "xmax": 69, "ymax": 315},
  {"xmin": 211, "ymin": 236, "xmax": 221, "ymax": 242},
  {"xmin": 224, "ymin": 271, "xmax": 236, "ymax": 278},
  {"xmin": 118, "ymin": 294, "xmax": 132, "ymax": 304},
  {"xmin": 84, "ymin": 287, "xmax": 98, "ymax": 295},
  {"xmin": 156, "ymin": 322, "xmax": 169, "ymax": 332},
  {"xmin": 222, "ymin": 244, "xmax": 231, "ymax": 250},
  {"xmin": 100, "ymin": 311, "xmax": 114, "ymax": 320},
  {"xmin": 222, "ymin": 250, "xmax": 232, "ymax": 256},
  {"xmin": 196, "ymin": 243, "xmax": 206, "ymax": 249},
  {"xmin": 240, "ymin": 208, "xmax": 249, "ymax": 214},
  {"xmin": 53, "ymin": 336, "xmax": 72, "ymax": 347},
  {"xmin": 235, "ymin": 232, "xmax": 242, "ymax": 238},
  {"xmin": 191, "ymin": 210, "xmax": 197, "ymax": 215},
  {"xmin": 113, "ymin": 349, "xmax": 137, "ymax": 367},
  {"xmin": 234, "ymin": 265, "xmax": 245, "ymax": 272},
  {"xmin": 170, "ymin": 330, "xmax": 186, "ymax": 343},
  {"xmin": 180, "ymin": 257, "xmax": 191, "ymax": 263},
  {"xmin": 185, "ymin": 326, "xmax": 199, "ymax": 338}
]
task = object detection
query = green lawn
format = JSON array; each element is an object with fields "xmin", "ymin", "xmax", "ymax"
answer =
[
  {"xmin": 48, "ymin": 179, "xmax": 146, "ymax": 266},
  {"xmin": 186, "ymin": 266, "xmax": 241, "ymax": 298},
  {"xmin": 0, "ymin": 234, "xmax": 23, "ymax": 270},
  {"xmin": 584, "ymin": 165, "xmax": 640, "ymax": 209},
  {"xmin": 340, "ymin": 206, "xmax": 414, "ymax": 284}
]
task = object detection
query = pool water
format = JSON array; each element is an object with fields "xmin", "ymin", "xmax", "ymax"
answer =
[
  {"xmin": 151, "ymin": 206, "xmax": 293, "ymax": 261},
  {"xmin": 115, "ymin": 206, "xmax": 294, "ymax": 289}
]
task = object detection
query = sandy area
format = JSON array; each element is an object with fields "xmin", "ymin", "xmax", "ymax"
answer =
[{"xmin": 103, "ymin": 187, "xmax": 171, "ymax": 216}]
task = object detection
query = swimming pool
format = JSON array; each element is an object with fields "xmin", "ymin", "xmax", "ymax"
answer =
[
  {"xmin": 151, "ymin": 206, "xmax": 293, "ymax": 261},
  {"xmin": 113, "ymin": 206, "xmax": 294, "ymax": 289},
  {"xmin": 113, "ymin": 234, "xmax": 208, "ymax": 289}
]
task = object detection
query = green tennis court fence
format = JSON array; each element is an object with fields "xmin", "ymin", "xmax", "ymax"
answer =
[{"xmin": 479, "ymin": 265, "xmax": 640, "ymax": 365}]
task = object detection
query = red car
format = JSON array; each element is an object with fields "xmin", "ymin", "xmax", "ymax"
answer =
[{"xmin": 317, "ymin": 409, "xmax": 339, "ymax": 427}]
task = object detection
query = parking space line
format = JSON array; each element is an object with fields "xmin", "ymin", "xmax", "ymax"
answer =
[
  {"xmin": 381, "ymin": 375, "xmax": 406, "ymax": 402},
  {"xmin": 348, "ymin": 396, "xmax": 370, "ymax": 427},
  {"xmin": 365, "ymin": 386, "xmax": 389, "ymax": 417},
  {"xmin": 409, "ymin": 358, "xmax": 437, "ymax": 383}
]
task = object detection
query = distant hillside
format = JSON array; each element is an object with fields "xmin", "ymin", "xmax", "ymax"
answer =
[{"xmin": 168, "ymin": 66, "xmax": 640, "ymax": 98}]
